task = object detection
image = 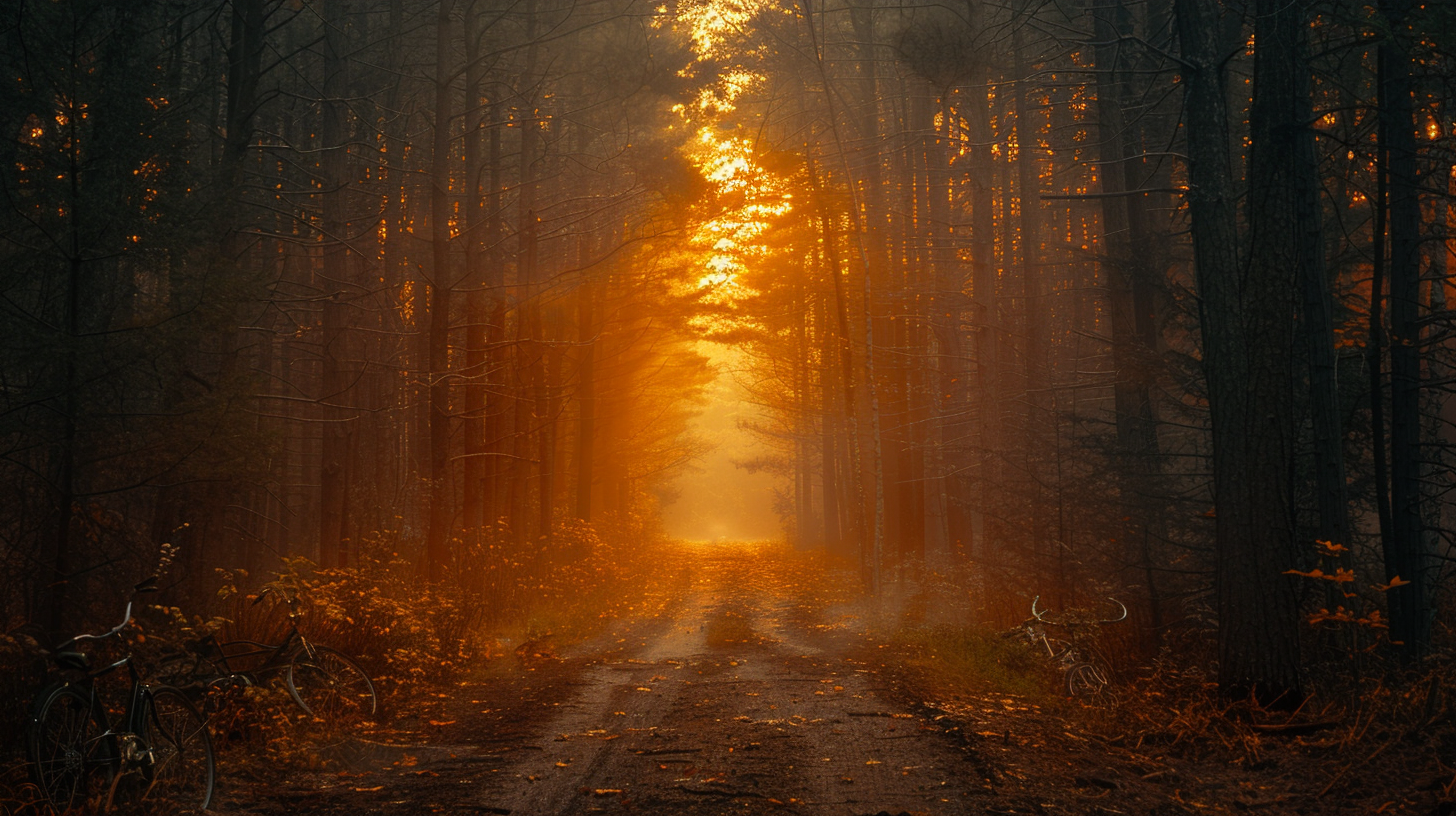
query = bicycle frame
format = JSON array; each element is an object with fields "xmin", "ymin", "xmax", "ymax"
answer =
[
  {"xmin": 1009, "ymin": 596, "xmax": 1124, "ymax": 701},
  {"xmin": 200, "ymin": 614, "xmax": 321, "ymax": 683},
  {"xmin": 30, "ymin": 580, "xmax": 215, "ymax": 814},
  {"xmin": 163, "ymin": 593, "xmax": 377, "ymax": 726},
  {"xmin": 1015, "ymin": 622, "xmax": 1079, "ymax": 666},
  {"xmin": 51, "ymin": 627, "xmax": 173, "ymax": 808}
]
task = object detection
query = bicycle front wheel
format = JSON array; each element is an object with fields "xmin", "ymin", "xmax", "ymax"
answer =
[
  {"xmin": 286, "ymin": 647, "xmax": 378, "ymax": 724},
  {"xmin": 141, "ymin": 686, "xmax": 215, "ymax": 812},
  {"xmin": 28, "ymin": 683, "xmax": 115, "ymax": 810},
  {"xmin": 1064, "ymin": 661, "xmax": 1111, "ymax": 700}
]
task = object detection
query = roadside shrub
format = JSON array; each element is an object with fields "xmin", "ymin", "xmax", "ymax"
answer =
[{"xmin": 268, "ymin": 551, "xmax": 475, "ymax": 703}]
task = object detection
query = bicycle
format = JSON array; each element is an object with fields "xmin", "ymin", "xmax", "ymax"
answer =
[
  {"xmin": 1004, "ymin": 595, "xmax": 1126, "ymax": 703},
  {"xmin": 156, "ymin": 587, "xmax": 377, "ymax": 726},
  {"xmin": 27, "ymin": 577, "xmax": 215, "ymax": 812}
]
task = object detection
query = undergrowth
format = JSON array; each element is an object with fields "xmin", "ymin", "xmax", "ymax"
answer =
[
  {"xmin": 0, "ymin": 516, "xmax": 680, "ymax": 814},
  {"xmin": 887, "ymin": 611, "xmax": 1456, "ymax": 814},
  {"xmin": 894, "ymin": 625, "xmax": 1057, "ymax": 702}
]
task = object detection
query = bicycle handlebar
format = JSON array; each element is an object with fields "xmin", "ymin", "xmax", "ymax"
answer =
[
  {"xmin": 1029, "ymin": 596, "xmax": 1128, "ymax": 627},
  {"xmin": 58, "ymin": 600, "xmax": 134, "ymax": 650},
  {"xmin": 52, "ymin": 577, "xmax": 158, "ymax": 652}
]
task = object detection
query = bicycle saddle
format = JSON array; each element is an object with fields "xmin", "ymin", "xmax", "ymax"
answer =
[{"xmin": 53, "ymin": 650, "xmax": 90, "ymax": 672}]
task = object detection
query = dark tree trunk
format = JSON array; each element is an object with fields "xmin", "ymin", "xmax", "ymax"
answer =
[
  {"xmin": 575, "ymin": 278, "xmax": 596, "ymax": 522},
  {"xmin": 927, "ymin": 88, "xmax": 967, "ymax": 566},
  {"xmin": 809, "ymin": 156, "xmax": 865, "ymax": 562},
  {"xmin": 1012, "ymin": 26, "xmax": 1043, "ymax": 417},
  {"xmin": 1090, "ymin": 0, "xmax": 1169, "ymax": 639},
  {"xmin": 1175, "ymin": 0, "xmax": 1303, "ymax": 703},
  {"xmin": 1091, "ymin": 0, "xmax": 1161, "ymax": 477},
  {"xmin": 483, "ymin": 103, "xmax": 507, "ymax": 525},
  {"xmin": 819, "ymin": 295, "xmax": 843, "ymax": 552},
  {"xmin": 317, "ymin": 0, "xmax": 355, "ymax": 570},
  {"xmin": 847, "ymin": 0, "xmax": 887, "ymax": 592},
  {"xmin": 461, "ymin": 6, "xmax": 488, "ymax": 533},
  {"xmin": 425, "ymin": 0, "xmax": 456, "ymax": 584},
  {"xmin": 1379, "ymin": 0, "xmax": 1430, "ymax": 656},
  {"xmin": 965, "ymin": 68, "xmax": 998, "ymax": 562}
]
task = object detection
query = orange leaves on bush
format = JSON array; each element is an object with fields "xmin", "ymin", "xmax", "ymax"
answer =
[
  {"xmin": 1306, "ymin": 606, "xmax": 1388, "ymax": 629},
  {"xmin": 1283, "ymin": 567, "xmax": 1354, "ymax": 583}
]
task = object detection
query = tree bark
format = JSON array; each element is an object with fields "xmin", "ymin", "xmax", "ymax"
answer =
[
  {"xmin": 1379, "ymin": 0, "xmax": 1430, "ymax": 656},
  {"xmin": 965, "ymin": 66, "xmax": 998, "ymax": 563},
  {"xmin": 1176, "ymin": 0, "xmax": 1303, "ymax": 702},
  {"xmin": 461, "ymin": 3, "xmax": 488, "ymax": 533},
  {"xmin": 575, "ymin": 277, "xmax": 597, "ymax": 522},
  {"xmin": 317, "ymin": 0, "xmax": 355, "ymax": 570},
  {"xmin": 425, "ymin": 0, "xmax": 456, "ymax": 584},
  {"xmin": 927, "ymin": 87, "xmax": 965, "ymax": 567},
  {"xmin": 1258, "ymin": 0, "xmax": 1352, "ymax": 590}
]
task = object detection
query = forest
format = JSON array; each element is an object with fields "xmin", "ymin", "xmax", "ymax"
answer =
[{"xmin": 2, "ymin": 0, "xmax": 1456, "ymax": 812}]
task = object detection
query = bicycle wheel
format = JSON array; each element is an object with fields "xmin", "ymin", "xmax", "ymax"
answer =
[
  {"xmin": 286, "ymin": 647, "xmax": 377, "ymax": 724},
  {"xmin": 27, "ymin": 683, "xmax": 115, "ymax": 810},
  {"xmin": 1064, "ymin": 661, "xmax": 1110, "ymax": 700},
  {"xmin": 138, "ymin": 686, "xmax": 214, "ymax": 811}
]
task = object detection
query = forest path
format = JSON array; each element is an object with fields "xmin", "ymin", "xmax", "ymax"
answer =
[
  {"xmin": 214, "ymin": 542, "xmax": 1003, "ymax": 815},
  {"xmin": 213, "ymin": 542, "xmax": 1386, "ymax": 816}
]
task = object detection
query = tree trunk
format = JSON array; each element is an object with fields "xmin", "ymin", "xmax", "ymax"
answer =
[
  {"xmin": 1379, "ymin": 0, "xmax": 1430, "ymax": 657},
  {"xmin": 1090, "ymin": 0, "xmax": 1166, "ymax": 635},
  {"xmin": 425, "ymin": 0, "xmax": 456, "ymax": 584},
  {"xmin": 317, "ymin": 0, "xmax": 355, "ymax": 570},
  {"xmin": 965, "ymin": 67, "xmax": 998, "ymax": 563},
  {"xmin": 926, "ymin": 87, "xmax": 963, "ymax": 567},
  {"xmin": 847, "ymin": 0, "xmax": 887, "ymax": 593},
  {"xmin": 576, "ymin": 277, "xmax": 597, "ymax": 522},
  {"xmin": 795, "ymin": 273, "xmax": 814, "ymax": 547},
  {"xmin": 484, "ymin": 102, "xmax": 507, "ymax": 525},
  {"xmin": 1283, "ymin": 0, "xmax": 1351, "ymax": 556},
  {"xmin": 1013, "ymin": 26, "xmax": 1044, "ymax": 418},
  {"xmin": 1175, "ymin": 0, "xmax": 1303, "ymax": 703},
  {"xmin": 819, "ymin": 294, "xmax": 844, "ymax": 553},
  {"xmin": 461, "ymin": 4, "xmax": 488, "ymax": 533}
]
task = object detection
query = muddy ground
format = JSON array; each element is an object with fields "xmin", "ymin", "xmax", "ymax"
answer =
[{"xmin": 210, "ymin": 543, "xmax": 1451, "ymax": 816}]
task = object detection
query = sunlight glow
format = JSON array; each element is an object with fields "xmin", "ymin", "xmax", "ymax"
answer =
[
  {"xmin": 688, "ymin": 127, "xmax": 793, "ymax": 294},
  {"xmin": 669, "ymin": 0, "xmax": 793, "ymax": 301},
  {"xmin": 676, "ymin": 0, "xmax": 759, "ymax": 58}
]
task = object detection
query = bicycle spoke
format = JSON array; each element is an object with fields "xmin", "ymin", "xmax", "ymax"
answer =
[
  {"xmin": 29, "ymin": 685, "xmax": 111, "ymax": 811},
  {"xmin": 287, "ymin": 647, "xmax": 377, "ymax": 727},
  {"xmin": 142, "ymin": 687, "xmax": 215, "ymax": 812}
]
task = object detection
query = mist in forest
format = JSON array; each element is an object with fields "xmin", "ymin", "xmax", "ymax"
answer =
[
  {"xmin": 661, "ymin": 346, "xmax": 782, "ymax": 542},
  {"xmin": 2, "ymin": 0, "xmax": 1455, "ymax": 721}
]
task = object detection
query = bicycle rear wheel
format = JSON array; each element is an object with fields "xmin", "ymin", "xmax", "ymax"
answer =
[
  {"xmin": 286, "ymin": 646, "xmax": 378, "ymax": 724},
  {"xmin": 140, "ymin": 686, "xmax": 215, "ymax": 812},
  {"xmin": 155, "ymin": 653, "xmax": 227, "ymax": 702},
  {"xmin": 27, "ymin": 683, "xmax": 115, "ymax": 810}
]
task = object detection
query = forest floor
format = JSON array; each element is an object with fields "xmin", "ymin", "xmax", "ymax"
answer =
[{"xmin": 204, "ymin": 541, "xmax": 1452, "ymax": 816}]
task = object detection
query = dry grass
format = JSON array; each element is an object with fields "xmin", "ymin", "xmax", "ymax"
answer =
[{"xmin": 885, "ymin": 617, "xmax": 1456, "ymax": 815}]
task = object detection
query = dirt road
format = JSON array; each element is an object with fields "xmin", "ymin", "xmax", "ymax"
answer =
[
  {"xmin": 216, "ymin": 544, "xmax": 999, "ymax": 815},
  {"xmin": 213, "ymin": 543, "xmax": 1442, "ymax": 816}
]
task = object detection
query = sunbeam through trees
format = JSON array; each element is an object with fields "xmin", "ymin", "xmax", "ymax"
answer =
[{"xmin": 3, "ymin": 0, "xmax": 1456, "ymax": 813}]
